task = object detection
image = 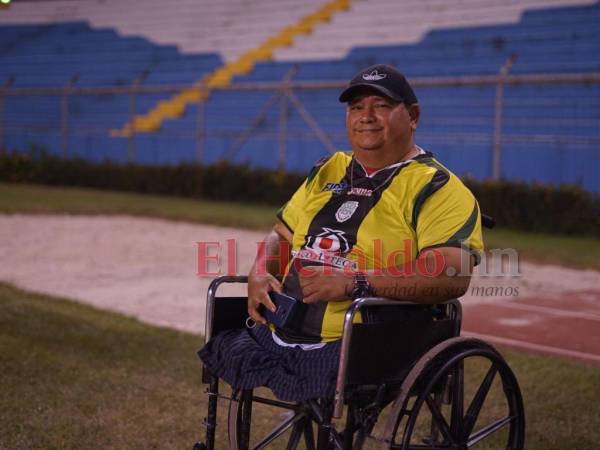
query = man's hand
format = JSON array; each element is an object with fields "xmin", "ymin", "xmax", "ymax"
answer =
[
  {"xmin": 248, "ymin": 272, "xmax": 282, "ymax": 325},
  {"xmin": 298, "ymin": 266, "xmax": 353, "ymax": 304},
  {"xmin": 247, "ymin": 222, "xmax": 291, "ymax": 325}
]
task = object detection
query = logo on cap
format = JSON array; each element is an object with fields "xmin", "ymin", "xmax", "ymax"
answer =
[{"xmin": 362, "ymin": 70, "xmax": 387, "ymax": 81}]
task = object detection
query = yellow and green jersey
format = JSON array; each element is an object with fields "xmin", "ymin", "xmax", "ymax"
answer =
[{"xmin": 277, "ymin": 150, "xmax": 483, "ymax": 343}]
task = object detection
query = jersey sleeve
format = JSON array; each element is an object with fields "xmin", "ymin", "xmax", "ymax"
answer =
[
  {"xmin": 277, "ymin": 181, "xmax": 309, "ymax": 233},
  {"xmin": 413, "ymin": 174, "xmax": 484, "ymax": 263},
  {"xmin": 276, "ymin": 156, "xmax": 330, "ymax": 233}
]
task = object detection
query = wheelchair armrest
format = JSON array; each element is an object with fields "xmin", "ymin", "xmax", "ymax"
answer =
[{"xmin": 333, "ymin": 297, "xmax": 462, "ymax": 418}]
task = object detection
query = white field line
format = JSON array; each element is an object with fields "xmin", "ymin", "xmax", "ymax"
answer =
[
  {"xmin": 476, "ymin": 302, "xmax": 600, "ymax": 322},
  {"xmin": 462, "ymin": 331, "xmax": 600, "ymax": 363}
]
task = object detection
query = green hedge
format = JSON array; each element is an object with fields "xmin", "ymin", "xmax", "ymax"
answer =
[
  {"xmin": 464, "ymin": 179, "xmax": 599, "ymax": 237},
  {"xmin": 1, "ymin": 150, "xmax": 598, "ymax": 236},
  {"xmin": 0, "ymin": 150, "xmax": 304, "ymax": 206}
]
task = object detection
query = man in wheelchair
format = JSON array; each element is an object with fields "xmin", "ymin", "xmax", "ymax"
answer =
[{"xmin": 197, "ymin": 64, "xmax": 524, "ymax": 450}]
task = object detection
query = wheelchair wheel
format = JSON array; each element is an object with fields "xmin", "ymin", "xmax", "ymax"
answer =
[
  {"xmin": 228, "ymin": 389, "xmax": 317, "ymax": 450},
  {"xmin": 380, "ymin": 337, "xmax": 525, "ymax": 450}
]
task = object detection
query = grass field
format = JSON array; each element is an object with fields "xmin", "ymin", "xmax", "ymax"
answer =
[
  {"xmin": 0, "ymin": 182, "xmax": 275, "ymax": 230},
  {"xmin": 1, "ymin": 284, "xmax": 599, "ymax": 449},
  {"xmin": 1, "ymin": 182, "xmax": 599, "ymax": 270}
]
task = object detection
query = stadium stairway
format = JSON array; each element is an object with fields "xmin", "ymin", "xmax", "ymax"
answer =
[{"xmin": 112, "ymin": 0, "xmax": 351, "ymax": 136}]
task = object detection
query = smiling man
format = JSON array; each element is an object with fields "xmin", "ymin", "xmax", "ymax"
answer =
[
  {"xmin": 199, "ymin": 64, "xmax": 484, "ymax": 402},
  {"xmin": 342, "ymin": 66, "xmax": 420, "ymax": 167}
]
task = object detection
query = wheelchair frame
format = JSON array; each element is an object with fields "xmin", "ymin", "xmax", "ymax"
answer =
[{"xmin": 195, "ymin": 275, "xmax": 525, "ymax": 450}]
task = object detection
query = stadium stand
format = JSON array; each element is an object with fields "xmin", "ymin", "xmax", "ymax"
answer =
[
  {"xmin": 115, "ymin": 0, "xmax": 351, "ymax": 135},
  {"xmin": 0, "ymin": 0, "xmax": 598, "ymax": 191}
]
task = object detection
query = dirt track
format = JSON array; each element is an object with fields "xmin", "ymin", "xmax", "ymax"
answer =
[
  {"xmin": 1, "ymin": 214, "xmax": 261, "ymax": 333},
  {"xmin": 2, "ymin": 214, "xmax": 599, "ymax": 362}
]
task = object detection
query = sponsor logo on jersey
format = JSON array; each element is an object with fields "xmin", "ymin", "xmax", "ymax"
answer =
[
  {"xmin": 347, "ymin": 187, "xmax": 372, "ymax": 197},
  {"xmin": 362, "ymin": 70, "xmax": 387, "ymax": 81},
  {"xmin": 335, "ymin": 201, "xmax": 359, "ymax": 223},
  {"xmin": 293, "ymin": 248, "xmax": 357, "ymax": 270},
  {"xmin": 305, "ymin": 227, "xmax": 350, "ymax": 255},
  {"xmin": 323, "ymin": 181, "xmax": 348, "ymax": 195}
]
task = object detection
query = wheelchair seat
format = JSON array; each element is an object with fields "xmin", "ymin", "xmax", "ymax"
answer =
[{"xmin": 194, "ymin": 276, "xmax": 525, "ymax": 450}]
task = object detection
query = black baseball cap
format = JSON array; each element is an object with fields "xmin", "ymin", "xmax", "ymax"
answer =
[{"xmin": 339, "ymin": 64, "xmax": 418, "ymax": 104}]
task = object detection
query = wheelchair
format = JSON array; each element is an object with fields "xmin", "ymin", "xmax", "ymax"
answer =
[{"xmin": 194, "ymin": 275, "xmax": 525, "ymax": 450}]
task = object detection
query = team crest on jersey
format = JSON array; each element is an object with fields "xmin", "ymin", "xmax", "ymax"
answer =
[
  {"xmin": 323, "ymin": 181, "xmax": 348, "ymax": 195},
  {"xmin": 305, "ymin": 227, "xmax": 350, "ymax": 254},
  {"xmin": 335, "ymin": 201, "xmax": 359, "ymax": 223}
]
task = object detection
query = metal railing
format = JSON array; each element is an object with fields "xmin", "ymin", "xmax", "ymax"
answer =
[{"xmin": 1, "ymin": 64, "xmax": 599, "ymax": 180}]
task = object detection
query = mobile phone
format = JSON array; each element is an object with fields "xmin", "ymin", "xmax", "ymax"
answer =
[{"xmin": 259, "ymin": 291, "xmax": 306, "ymax": 330}]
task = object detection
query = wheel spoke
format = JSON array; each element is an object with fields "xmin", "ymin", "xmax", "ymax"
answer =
[
  {"xmin": 285, "ymin": 419, "xmax": 305, "ymax": 450},
  {"xmin": 241, "ymin": 390, "xmax": 253, "ymax": 449},
  {"xmin": 463, "ymin": 364, "xmax": 498, "ymax": 439},
  {"xmin": 303, "ymin": 419, "xmax": 316, "ymax": 450},
  {"xmin": 252, "ymin": 412, "xmax": 306, "ymax": 450},
  {"xmin": 228, "ymin": 390, "xmax": 253, "ymax": 450},
  {"xmin": 425, "ymin": 394, "xmax": 456, "ymax": 445},
  {"xmin": 450, "ymin": 361, "xmax": 464, "ymax": 437},
  {"xmin": 467, "ymin": 415, "xmax": 513, "ymax": 447}
]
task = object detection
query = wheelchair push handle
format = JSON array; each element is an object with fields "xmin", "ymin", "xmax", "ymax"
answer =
[{"xmin": 482, "ymin": 213, "xmax": 495, "ymax": 229}]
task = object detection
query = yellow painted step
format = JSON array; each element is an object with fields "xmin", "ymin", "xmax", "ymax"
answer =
[
  {"xmin": 227, "ymin": 59, "xmax": 255, "ymax": 76},
  {"xmin": 132, "ymin": 116, "xmax": 160, "ymax": 133},
  {"xmin": 263, "ymin": 33, "xmax": 293, "ymax": 48},
  {"xmin": 177, "ymin": 88, "xmax": 208, "ymax": 103},
  {"xmin": 306, "ymin": 10, "xmax": 333, "ymax": 22},
  {"xmin": 242, "ymin": 47, "xmax": 273, "ymax": 61},
  {"xmin": 136, "ymin": 121, "xmax": 160, "ymax": 133},
  {"xmin": 324, "ymin": 0, "xmax": 350, "ymax": 13},
  {"xmin": 206, "ymin": 72, "xmax": 233, "ymax": 88},
  {"xmin": 282, "ymin": 22, "xmax": 314, "ymax": 35},
  {"xmin": 150, "ymin": 100, "xmax": 185, "ymax": 119},
  {"xmin": 162, "ymin": 102, "xmax": 186, "ymax": 118}
]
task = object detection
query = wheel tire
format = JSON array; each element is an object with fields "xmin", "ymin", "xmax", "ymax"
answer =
[
  {"xmin": 380, "ymin": 337, "xmax": 525, "ymax": 450},
  {"xmin": 228, "ymin": 389, "xmax": 314, "ymax": 450}
]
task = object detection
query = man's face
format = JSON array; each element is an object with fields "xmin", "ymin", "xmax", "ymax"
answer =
[{"xmin": 346, "ymin": 93, "xmax": 418, "ymax": 153}]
